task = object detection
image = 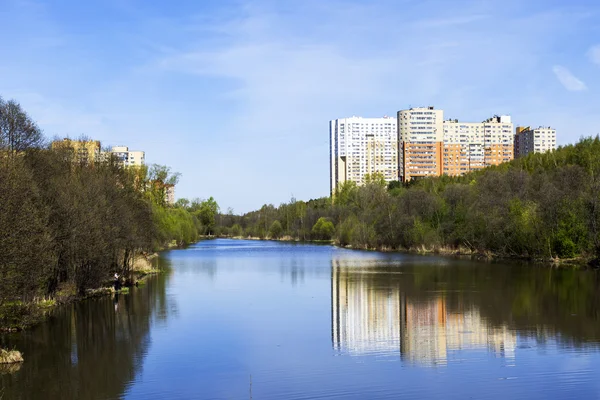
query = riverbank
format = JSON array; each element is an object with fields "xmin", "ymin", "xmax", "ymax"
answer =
[
  {"xmin": 214, "ymin": 234, "xmax": 333, "ymax": 245},
  {"xmin": 0, "ymin": 252, "xmax": 162, "ymax": 333},
  {"xmin": 219, "ymin": 235, "xmax": 594, "ymax": 267},
  {"xmin": 339, "ymin": 243, "xmax": 595, "ymax": 268}
]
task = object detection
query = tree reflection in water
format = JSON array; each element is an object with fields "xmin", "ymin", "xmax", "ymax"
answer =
[{"xmin": 0, "ymin": 257, "xmax": 176, "ymax": 400}]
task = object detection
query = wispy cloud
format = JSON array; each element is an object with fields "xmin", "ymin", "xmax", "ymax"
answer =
[
  {"xmin": 588, "ymin": 44, "xmax": 600, "ymax": 65},
  {"xmin": 552, "ymin": 66, "xmax": 587, "ymax": 91},
  {"xmin": 415, "ymin": 14, "xmax": 489, "ymax": 28}
]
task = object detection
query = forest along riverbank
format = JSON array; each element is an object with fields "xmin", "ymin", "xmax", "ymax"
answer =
[
  {"xmin": 214, "ymin": 138, "xmax": 600, "ymax": 268},
  {"xmin": 1, "ymin": 98, "xmax": 221, "ymax": 335}
]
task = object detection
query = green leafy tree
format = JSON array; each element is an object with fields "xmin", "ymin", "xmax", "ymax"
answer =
[
  {"xmin": 230, "ymin": 223, "xmax": 243, "ymax": 237},
  {"xmin": 195, "ymin": 197, "xmax": 220, "ymax": 235},
  {"xmin": 269, "ymin": 220, "xmax": 283, "ymax": 239},
  {"xmin": 311, "ymin": 217, "xmax": 335, "ymax": 240}
]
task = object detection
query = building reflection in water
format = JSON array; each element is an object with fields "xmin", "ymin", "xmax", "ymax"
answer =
[{"xmin": 331, "ymin": 260, "xmax": 516, "ymax": 366}]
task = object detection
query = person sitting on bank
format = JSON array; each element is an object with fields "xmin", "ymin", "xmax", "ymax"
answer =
[{"xmin": 114, "ymin": 272, "xmax": 121, "ymax": 290}]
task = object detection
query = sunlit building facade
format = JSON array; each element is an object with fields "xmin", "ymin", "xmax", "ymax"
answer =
[
  {"xmin": 398, "ymin": 107, "xmax": 444, "ymax": 181},
  {"xmin": 331, "ymin": 108, "xmax": 519, "ymax": 186},
  {"xmin": 329, "ymin": 116, "xmax": 398, "ymax": 195},
  {"xmin": 514, "ymin": 126, "xmax": 557, "ymax": 158},
  {"xmin": 109, "ymin": 146, "xmax": 145, "ymax": 167},
  {"xmin": 51, "ymin": 138, "xmax": 102, "ymax": 164},
  {"xmin": 442, "ymin": 115, "xmax": 514, "ymax": 176}
]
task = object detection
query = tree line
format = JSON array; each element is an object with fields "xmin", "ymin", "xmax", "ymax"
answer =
[
  {"xmin": 216, "ymin": 137, "xmax": 600, "ymax": 264},
  {"xmin": 0, "ymin": 97, "xmax": 217, "ymax": 318}
]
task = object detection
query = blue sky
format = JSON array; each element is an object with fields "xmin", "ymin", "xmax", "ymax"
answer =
[{"xmin": 1, "ymin": 0, "xmax": 599, "ymax": 213}]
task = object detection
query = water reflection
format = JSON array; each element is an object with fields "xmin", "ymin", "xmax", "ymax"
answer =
[
  {"xmin": 0, "ymin": 257, "xmax": 175, "ymax": 400},
  {"xmin": 331, "ymin": 259, "xmax": 600, "ymax": 366},
  {"xmin": 400, "ymin": 299, "xmax": 516, "ymax": 366},
  {"xmin": 3, "ymin": 241, "xmax": 600, "ymax": 399}
]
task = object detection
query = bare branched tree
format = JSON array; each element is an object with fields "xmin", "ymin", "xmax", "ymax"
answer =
[{"xmin": 0, "ymin": 97, "xmax": 44, "ymax": 155}]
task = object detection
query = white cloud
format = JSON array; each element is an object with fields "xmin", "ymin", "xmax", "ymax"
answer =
[
  {"xmin": 552, "ymin": 66, "xmax": 587, "ymax": 91},
  {"xmin": 414, "ymin": 14, "xmax": 489, "ymax": 28},
  {"xmin": 588, "ymin": 45, "xmax": 600, "ymax": 65}
]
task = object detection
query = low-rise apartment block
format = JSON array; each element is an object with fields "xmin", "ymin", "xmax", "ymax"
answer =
[
  {"xmin": 330, "ymin": 116, "xmax": 398, "ymax": 195},
  {"xmin": 51, "ymin": 138, "xmax": 102, "ymax": 164},
  {"xmin": 109, "ymin": 146, "xmax": 145, "ymax": 167},
  {"xmin": 514, "ymin": 126, "xmax": 556, "ymax": 158}
]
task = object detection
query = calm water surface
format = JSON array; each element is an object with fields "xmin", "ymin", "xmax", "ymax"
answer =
[{"xmin": 2, "ymin": 239, "xmax": 600, "ymax": 399}]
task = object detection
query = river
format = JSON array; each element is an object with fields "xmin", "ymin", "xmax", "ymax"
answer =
[{"xmin": 2, "ymin": 239, "xmax": 600, "ymax": 399}]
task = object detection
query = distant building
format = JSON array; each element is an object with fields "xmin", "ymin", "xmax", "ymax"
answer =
[
  {"xmin": 398, "ymin": 107, "xmax": 514, "ymax": 180},
  {"xmin": 108, "ymin": 146, "xmax": 145, "ymax": 167},
  {"xmin": 331, "ymin": 107, "xmax": 519, "ymax": 186},
  {"xmin": 398, "ymin": 106, "xmax": 444, "ymax": 181},
  {"xmin": 442, "ymin": 115, "xmax": 514, "ymax": 177},
  {"xmin": 51, "ymin": 138, "xmax": 101, "ymax": 164},
  {"xmin": 442, "ymin": 120, "xmax": 485, "ymax": 175},
  {"xmin": 165, "ymin": 184, "xmax": 175, "ymax": 205},
  {"xmin": 150, "ymin": 181, "xmax": 176, "ymax": 206},
  {"xmin": 514, "ymin": 126, "xmax": 557, "ymax": 158},
  {"xmin": 481, "ymin": 115, "xmax": 515, "ymax": 167},
  {"xmin": 329, "ymin": 116, "xmax": 398, "ymax": 195}
]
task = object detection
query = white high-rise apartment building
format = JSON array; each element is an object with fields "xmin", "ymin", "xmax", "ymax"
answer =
[
  {"xmin": 109, "ymin": 146, "xmax": 145, "ymax": 167},
  {"xmin": 398, "ymin": 107, "xmax": 444, "ymax": 181},
  {"xmin": 329, "ymin": 116, "xmax": 398, "ymax": 195},
  {"xmin": 514, "ymin": 127, "xmax": 557, "ymax": 158}
]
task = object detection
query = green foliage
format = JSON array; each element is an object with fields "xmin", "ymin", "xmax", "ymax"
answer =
[
  {"xmin": 152, "ymin": 205, "xmax": 198, "ymax": 247},
  {"xmin": 311, "ymin": 217, "xmax": 335, "ymax": 240},
  {"xmin": 191, "ymin": 197, "xmax": 220, "ymax": 235},
  {"xmin": 364, "ymin": 172, "xmax": 386, "ymax": 187},
  {"xmin": 0, "ymin": 98, "xmax": 207, "ymax": 309},
  {"xmin": 336, "ymin": 216, "xmax": 358, "ymax": 247},
  {"xmin": 269, "ymin": 220, "xmax": 283, "ymax": 239},
  {"xmin": 334, "ymin": 181, "xmax": 358, "ymax": 207},
  {"xmin": 230, "ymin": 224, "xmax": 243, "ymax": 237},
  {"xmin": 387, "ymin": 180, "xmax": 402, "ymax": 191}
]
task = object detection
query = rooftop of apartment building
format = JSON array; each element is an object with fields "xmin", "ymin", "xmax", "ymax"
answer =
[
  {"xmin": 405, "ymin": 106, "xmax": 436, "ymax": 110},
  {"xmin": 336, "ymin": 115, "xmax": 395, "ymax": 119},
  {"xmin": 517, "ymin": 126, "xmax": 555, "ymax": 130},
  {"xmin": 442, "ymin": 116, "xmax": 512, "ymax": 124},
  {"xmin": 483, "ymin": 115, "xmax": 512, "ymax": 123}
]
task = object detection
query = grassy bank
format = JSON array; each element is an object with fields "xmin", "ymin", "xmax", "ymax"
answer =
[
  {"xmin": 217, "ymin": 234, "xmax": 591, "ymax": 267},
  {"xmin": 218, "ymin": 234, "xmax": 333, "ymax": 245},
  {"xmin": 0, "ymin": 252, "xmax": 163, "ymax": 332},
  {"xmin": 334, "ymin": 242, "xmax": 592, "ymax": 267}
]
